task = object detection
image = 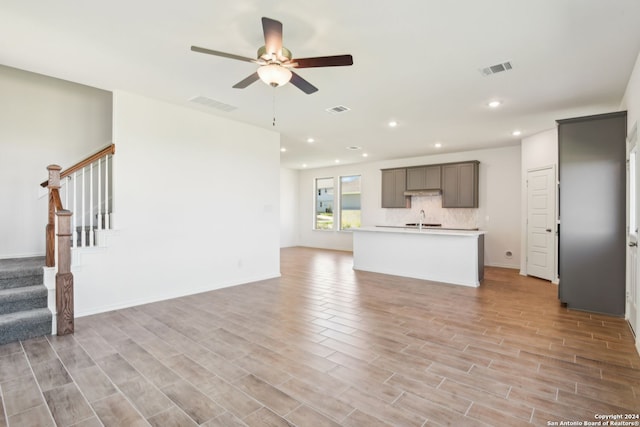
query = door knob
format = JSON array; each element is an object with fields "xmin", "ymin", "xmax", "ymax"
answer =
[
  {"xmin": 629, "ymin": 242, "xmax": 637, "ymax": 247},
  {"xmin": 546, "ymin": 229, "xmax": 552, "ymax": 232}
]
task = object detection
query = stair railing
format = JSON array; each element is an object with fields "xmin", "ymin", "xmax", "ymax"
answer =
[{"xmin": 42, "ymin": 143, "xmax": 115, "ymax": 335}]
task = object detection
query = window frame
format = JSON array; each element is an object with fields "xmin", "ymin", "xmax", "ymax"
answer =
[
  {"xmin": 339, "ymin": 174, "xmax": 362, "ymax": 231},
  {"xmin": 314, "ymin": 177, "xmax": 335, "ymax": 230}
]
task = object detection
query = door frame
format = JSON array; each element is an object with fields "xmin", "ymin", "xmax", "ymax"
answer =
[
  {"xmin": 525, "ymin": 165, "xmax": 558, "ymax": 283},
  {"xmin": 627, "ymin": 121, "xmax": 639, "ymax": 347}
]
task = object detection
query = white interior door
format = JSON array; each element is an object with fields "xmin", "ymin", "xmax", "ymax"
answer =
[
  {"xmin": 527, "ymin": 166, "xmax": 556, "ymax": 281},
  {"xmin": 628, "ymin": 125, "xmax": 638, "ymax": 336}
]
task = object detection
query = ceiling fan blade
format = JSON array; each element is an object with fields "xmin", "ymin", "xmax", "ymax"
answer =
[
  {"xmin": 289, "ymin": 71, "xmax": 318, "ymax": 94},
  {"xmin": 293, "ymin": 54, "xmax": 353, "ymax": 68},
  {"xmin": 232, "ymin": 72, "xmax": 260, "ymax": 88},
  {"xmin": 191, "ymin": 46, "xmax": 255, "ymax": 63},
  {"xmin": 262, "ymin": 17, "xmax": 283, "ymax": 56}
]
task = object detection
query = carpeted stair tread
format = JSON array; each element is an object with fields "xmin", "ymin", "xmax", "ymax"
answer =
[
  {"xmin": 0, "ymin": 257, "xmax": 45, "ymax": 279},
  {"xmin": 0, "ymin": 256, "xmax": 51, "ymax": 344},
  {"xmin": 0, "ymin": 257, "xmax": 45, "ymax": 290},
  {"xmin": 0, "ymin": 308, "xmax": 51, "ymax": 345},
  {"xmin": 0, "ymin": 285, "xmax": 48, "ymax": 315},
  {"xmin": 0, "ymin": 274, "xmax": 43, "ymax": 290}
]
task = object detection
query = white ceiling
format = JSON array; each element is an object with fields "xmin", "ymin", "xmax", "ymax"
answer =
[{"xmin": 2, "ymin": 1, "xmax": 640, "ymax": 169}]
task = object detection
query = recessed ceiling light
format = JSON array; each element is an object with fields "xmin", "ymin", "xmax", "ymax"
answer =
[
  {"xmin": 302, "ymin": 163, "xmax": 308, "ymax": 168},
  {"xmin": 346, "ymin": 146, "xmax": 362, "ymax": 151},
  {"xmin": 434, "ymin": 142, "xmax": 442, "ymax": 148},
  {"xmin": 362, "ymin": 153, "xmax": 369, "ymax": 158},
  {"xmin": 307, "ymin": 138, "xmax": 315, "ymax": 143},
  {"xmin": 335, "ymin": 159, "xmax": 340, "ymax": 164},
  {"xmin": 388, "ymin": 120, "xmax": 398, "ymax": 127},
  {"xmin": 488, "ymin": 100, "xmax": 501, "ymax": 108},
  {"xmin": 280, "ymin": 147, "xmax": 287, "ymax": 152},
  {"xmin": 512, "ymin": 130, "xmax": 522, "ymax": 136}
]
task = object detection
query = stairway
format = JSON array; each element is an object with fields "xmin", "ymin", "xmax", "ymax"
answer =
[{"xmin": 0, "ymin": 257, "xmax": 52, "ymax": 345}]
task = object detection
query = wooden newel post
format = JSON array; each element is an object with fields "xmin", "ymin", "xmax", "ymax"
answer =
[
  {"xmin": 46, "ymin": 164, "xmax": 62, "ymax": 268},
  {"xmin": 56, "ymin": 209, "xmax": 74, "ymax": 335}
]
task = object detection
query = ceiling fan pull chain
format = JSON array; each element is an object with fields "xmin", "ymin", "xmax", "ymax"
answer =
[{"xmin": 272, "ymin": 89, "xmax": 276, "ymax": 127}]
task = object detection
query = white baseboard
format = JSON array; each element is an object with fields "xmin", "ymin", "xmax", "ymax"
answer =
[
  {"xmin": 1, "ymin": 252, "xmax": 45, "ymax": 260},
  {"xmin": 485, "ymin": 262, "xmax": 520, "ymax": 270}
]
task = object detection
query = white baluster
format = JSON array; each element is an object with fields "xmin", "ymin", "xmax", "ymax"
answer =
[
  {"xmin": 89, "ymin": 162, "xmax": 94, "ymax": 246},
  {"xmin": 105, "ymin": 154, "xmax": 110, "ymax": 229},
  {"xmin": 72, "ymin": 172, "xmax": 77, "ymax": 249},
  {"xmin": 81, "ymin": 167, "xmax": 86, "ymax": 247},
  {"xmin": 97, "ymin": 156, "xmax": 102, "ymax": 231},
  {"xmin": 64, "ymin": 176, "xmax": 69, "ymax": 209}
]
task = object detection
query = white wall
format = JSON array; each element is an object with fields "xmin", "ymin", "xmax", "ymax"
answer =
[
  {"xmin": 280, "ymin": 168, "xmax": 300, "ymax": 247},
  {"xmin": 0, "ymin": 65, "xmax": 112, "ymax": 258},
  {"xmin": 622, "ymin": 53, "xmax": 640, "ymax": 132},
  {"xmin": 73, "ymin": 91, "xmax": 281, "ymax": 316},
  {"xmin": 520, "ymin": 128, "xmax": 558, "ymax": 278},
  {"xmin": 296, "ymin": 145, "xmax": 522, "ymax": 268}
]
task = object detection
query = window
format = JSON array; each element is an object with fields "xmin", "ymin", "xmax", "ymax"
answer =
[
  {"xmin": 315, "ymin": 177, "xmax": 334, "ymax": 229},
  {"xmin": 340, "ymin": 175, "xmax": 361, "ymax": 230}
]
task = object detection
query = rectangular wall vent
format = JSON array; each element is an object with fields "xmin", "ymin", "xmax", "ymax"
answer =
[
  {"xmin": 189, "ymin": 96, "xmax": 237, "ymax": 112},
  {"xmin": 326, "ymin": 105, "xmax": 351, "ymax": 114},
  {"xmin": 480, "ymin": 61, "xmax": 513, "ymax": 76}
]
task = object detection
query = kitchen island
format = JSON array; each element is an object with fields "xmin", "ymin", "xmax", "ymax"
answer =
[{"xmin": 352, "ymin": 226, "xmax": 486, "ymax": 287}]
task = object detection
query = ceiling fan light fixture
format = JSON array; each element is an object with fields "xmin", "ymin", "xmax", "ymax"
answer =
[
  {"xmin": 192, "ymin": 17, "xmax": 353, "ymax": 95},
  {"xmin": 257, "ymin": 64, "xmax": 292, "ymax": 87}
]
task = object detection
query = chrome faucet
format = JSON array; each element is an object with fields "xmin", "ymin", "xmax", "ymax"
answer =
[{"xmin": 419, "ymin": 209, "xmax": 425, "ymax": 230}]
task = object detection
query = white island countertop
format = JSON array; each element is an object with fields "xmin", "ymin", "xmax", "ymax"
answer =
[
  {"xmin": 352, "ymin": 226, "xmax": 486, "ymax": 287},
  {"xmin": 361, "ymin": 225, "xmax": 485, "ymax": 237}
]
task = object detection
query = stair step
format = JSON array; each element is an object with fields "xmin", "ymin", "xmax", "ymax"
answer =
[
  {"xmin": 0, "ymin": 257, "xmax": 45, "ymax": 290},
  {"xmin": 0, "ymin": 257, "xmax": 52, "ymax": 345},
  {"xmin": 0, "ymin": 308, "xmax": 52, "ymax": 345},
  {"xmin": 0, "ymin": 273, "xmax": 43, "ymax": 290},
  {"xmin": 0, "ymin": 285, "xmax": 48, "ymax": 315}
]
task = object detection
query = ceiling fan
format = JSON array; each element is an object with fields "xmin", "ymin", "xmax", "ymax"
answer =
[{"xmin": 191, "ymin": 17, "xmax": 353, "ymax": 94}]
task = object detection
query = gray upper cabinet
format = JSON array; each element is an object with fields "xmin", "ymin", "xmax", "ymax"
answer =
[
  {"xmin": 381, "ymin": 168, "xmax": 409, "ymax": 208},
  {"xmin": 441, "ymin": 161, "xmax": 479, "ymax": 208},
  {"xmin": 406, "ymin": 165, "xmax": 441, "ymax": 190}
]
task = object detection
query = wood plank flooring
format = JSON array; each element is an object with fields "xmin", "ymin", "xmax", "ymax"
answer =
[{"xmin": 1, "ymin": 247, "xmax": 638, "ymax": 426}]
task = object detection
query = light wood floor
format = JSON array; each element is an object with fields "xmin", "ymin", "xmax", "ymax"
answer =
[{"xmin": 1, "ymin": 247, "xmax": 638, "ymax": 426}]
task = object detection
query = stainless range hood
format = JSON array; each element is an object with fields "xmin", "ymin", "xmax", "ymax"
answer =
[{"xmin": 403, "ymin": 189, "xmax": 442, "ymax": 197}]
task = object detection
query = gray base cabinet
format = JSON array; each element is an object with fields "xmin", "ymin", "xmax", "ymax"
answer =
[
  {"xmin": 442, "ymin": 162, "xmax": 479, "ymax": 208},
  {"xmin": 558, "ymin": 111, "xmax": 626, "ymax": 316},
  {"xmin": 381, "ymin": 168, "xmax": 409, "ymax": 208}
]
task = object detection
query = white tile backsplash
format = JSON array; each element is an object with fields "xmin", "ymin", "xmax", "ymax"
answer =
[{"xmin": 383, "ymin": 195, "xmax": 478, "ymax": 228}]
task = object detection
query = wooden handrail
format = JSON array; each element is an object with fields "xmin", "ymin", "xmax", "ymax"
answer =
[{"xmin": 40, "ymin": 144, "xmax": 115, "ymax": 187}]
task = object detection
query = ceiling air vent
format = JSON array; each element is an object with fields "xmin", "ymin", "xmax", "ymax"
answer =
[
  {"xmin": 326, "ymin": 105, "xmax": 351, "ymax": 114},
  {"xmin": 480, "ymin": 61, "xmax": 513, "ymax": 76},
  {"xmin": 189, "ymin": 96, "xmax": 237, "ymax": 112}
]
